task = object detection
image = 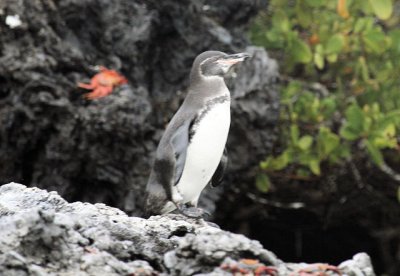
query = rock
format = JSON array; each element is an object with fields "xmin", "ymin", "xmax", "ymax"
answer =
[
  {"xmin": 0, "ymin": 183, "xmax": 375, "ymax": 275},
  {"xmin": 339, "ymin": 253, "xmax": 376, "ymax": 276}
]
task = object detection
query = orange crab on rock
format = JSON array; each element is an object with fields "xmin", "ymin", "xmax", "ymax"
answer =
[
  {"xmin": 220, "ymin": 258, "xmax": 278, "ymax": 276},
  {"xmin": 77, "ymin": 66, "xmax": 128, "ymax": 100},
  {"xmin": 290, "ymin": 263, "xmax": 342, "ymax": 276}
]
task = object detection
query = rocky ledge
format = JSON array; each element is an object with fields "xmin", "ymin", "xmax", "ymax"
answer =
[{"xmin": 0, "ymin": 183, "xmax": 375, "ymax": 276}]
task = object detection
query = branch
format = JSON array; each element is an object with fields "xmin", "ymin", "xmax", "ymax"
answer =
[{"xmin": 379, "ymin": 162, "xmax": 400, "ymax": 183}]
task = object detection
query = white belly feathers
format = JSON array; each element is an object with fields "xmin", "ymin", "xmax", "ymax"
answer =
[{"xmin": 174, "ymin": 99, "xmax": 231, "ymax": 204}]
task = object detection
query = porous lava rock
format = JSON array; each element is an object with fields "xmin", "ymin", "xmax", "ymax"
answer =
[{"xmin": 0, "ymin": 183, "xmax": 375, "ymax": 276}]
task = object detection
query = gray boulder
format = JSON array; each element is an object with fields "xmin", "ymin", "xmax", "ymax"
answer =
[{"xmin": 0, "ymin": 183, "xmax": 375, "ymax": 275}]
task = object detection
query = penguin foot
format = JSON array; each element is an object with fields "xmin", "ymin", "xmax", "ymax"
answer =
[{"xmin": 176, "ymin": 203, "xmax": 210, "ymax": 219}]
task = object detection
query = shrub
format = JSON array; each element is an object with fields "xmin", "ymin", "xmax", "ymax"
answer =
[{"xmin": 252, "ymin": 0, "xmax": 400, "ymax": 199}]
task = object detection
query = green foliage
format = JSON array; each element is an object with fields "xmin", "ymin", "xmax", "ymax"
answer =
[
  {"xmin": 368, "ymin": 0, "xmax": 393, "ymax": 20},
  {"xmin": 251, "ymin": 0, "xmax": 400, "ymax": 190},
  {"xmin": 256, "ymin": 173, "xmax": 271, "ymax": 193}
]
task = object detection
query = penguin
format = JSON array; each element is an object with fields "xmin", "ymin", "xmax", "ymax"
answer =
[{"xmin": 145, "ymin": 50, "xmax": 250, "ymax": 218}]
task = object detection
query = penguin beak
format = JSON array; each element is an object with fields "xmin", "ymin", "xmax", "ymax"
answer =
[{"xmin": 216, "ymin": 53, "xmax": 251, "ymax": 66}]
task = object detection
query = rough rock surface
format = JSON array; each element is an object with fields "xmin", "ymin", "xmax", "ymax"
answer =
[
  {"xmin": 0, "ymin": 0, "xmax": 279, "ymax": 216},
  {"xmin": 0, "ymin": 183, "xmax": 375, "ymax": 276}
]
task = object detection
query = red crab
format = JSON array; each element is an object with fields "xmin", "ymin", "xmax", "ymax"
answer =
[
  {"xmin": 77, "ymin": 66, "xmax": 128, "ymax": 99},
  {"xmin": 220, "ymin": 258, "xmax": 278, "ymax": 276},
  {"xmin": 289, "ymin": 263, "xmax": 341, "ymax": 276}
]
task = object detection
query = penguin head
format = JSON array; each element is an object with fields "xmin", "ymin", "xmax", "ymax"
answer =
[{"xmin": 190, "ymin": 51, "xmax": 251, "ymax": 82}]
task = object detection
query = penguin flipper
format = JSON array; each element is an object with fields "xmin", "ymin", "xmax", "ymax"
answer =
[
  {"xmin": 171, "ymin": 117, "xmax": 195, "ymax": 185},
  {"xmin": 210, "ymin": 147, "xmax": 228, "ymax": 187}
]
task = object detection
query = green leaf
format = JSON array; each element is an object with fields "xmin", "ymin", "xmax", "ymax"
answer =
[
  {"xmin": 372, "ymin": 123, "xmax": 397, "ymax": 148},
  {"xmin": 290, "ymin": 124, "xmax": 300, "ymax": 144},
  {"xmin": 347, "ymin": 104, "xmax": 366, "ymax": 131},
  {"xmin": 389, "ymin": 30, "xmax": 400, "ymax": 54},
  {"xmin": 320, "ymin": 97, "xmax": 337, "ymax": 116},
  {"xmin": 359, "ymin": 0, "xmax": 374, "ymax": 15},
  {"xmin": 298, "ymin": 135, "xmax": 313, "ymax": 150},
  {"xmin": 318, "ymin": 127, "xmax": 340, "ymax": 157},
  {"xmin": 298, "ymin": 152, "xmax": 313, "ymax": 166},
  {"xmin": 295, "ymin": 1, "xmax": 312, "ymax": 27},
  {"xmin": 364, "ymin": 139, "xmax": 384, "ymax": 166},
  {"xmin": 368, "ymin": 0, "xmax": 393, "ymax": 20},
  {"xmin": 340, "ymin": 104, "xmax": 366, "ymax": 140},
  {"xmin": 382, "ymin": 123, "xmax": 396, "ymax": 137},
  {"xmin": 314, "ymin": 52, "xmax": 324, "ymax": 69},
  {"xmin": 265, "ymin": 29, "xmax": 286, "ymax": 48},
  {"xmin": 256, "ymin": 173, "xmax": 271, "ymax": 193},
  {"xmin": 357, "ymin": 56, "xmax": 370, "ymax": 81},
  {"xmin": 329, "ymin": 143, "xmax": 351, "ymax": 163},
  {"xmin": 272, "ymin": 9, "xmax": 290, "ymax": 33},
  {"xmin": 260, "ymin": 157, "xmax": 272, "ymax": 170},
  {"xmin": 373, "ymin": 137, "xmax": 397, "ymax": 148},
  {"xmin": 290, "ymin": 38, "xmax": 312, "ymax": 64},
  {"xmin": 305, "ymin": 0, "xmax": 323, "ymax": 7},
  {"xmin": 310, "ymin": 98, "xmax": 321, "ymax": 121},
  {"xmin": 380, "ymin": 110, "xmax": 400, "ymax": 127},
  {"xmin": 340, "ymin": 126, "xmax": 361, "ymax": 140},
  {"xmin": 363, "ymin": 29, "xmax": 387, "ymax": 54},
  {"xmin": 325, "ymin": 34, "xmax": 345, "ymax": 54},
  {"xmin": 271, "ymin": 151, "xmax": 290, "ymax": 170},
  {"xmin": 364, "ymin": 117, "xmax": 372, "ymax": 133},
  {"xmin": 309, "ymin": 158, "xmax": 321, "ymax": 175},
  {"xmin": 326, "ymin": 53, "xmax": 338, "ymax": 63},
  {"xmin": 354, "ymin": 18, "xmax": 367, "ymax": 33}
]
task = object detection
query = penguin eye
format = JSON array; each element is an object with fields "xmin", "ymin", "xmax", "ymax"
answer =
[
  {"xmin": 211, "ymin": 55, "xmax": 224, "ymax": 61},
  {"xmin": 207, "ymin": 57, "xmax": 219, "ymax": 64},
  {"xmin": 199, "ymin": 56, "xmax": 228, "ymax": 77}
]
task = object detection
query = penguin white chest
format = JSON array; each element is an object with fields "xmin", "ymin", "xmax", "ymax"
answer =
[{"xmin": 175, "ymin": 100, "xmax": 230, "ymax": 204}]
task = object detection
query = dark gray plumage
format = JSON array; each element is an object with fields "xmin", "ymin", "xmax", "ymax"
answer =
[{"xmin": 145, "ymin": 50, "xmax": 250, "ymax": 217}]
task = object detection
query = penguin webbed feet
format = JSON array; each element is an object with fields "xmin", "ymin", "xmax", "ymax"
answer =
[{"xmin": 176, "ymin": 203, "xmax": 210, "ymax": 219}]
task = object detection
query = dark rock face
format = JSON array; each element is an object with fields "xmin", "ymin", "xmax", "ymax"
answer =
[
  {"xmin": 0, "ymin": 0, "xmax": 279, "ymax": 215},
  {"xmin": 0, "ymin": 183, "xmax": 375, "ymax": 275}
]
